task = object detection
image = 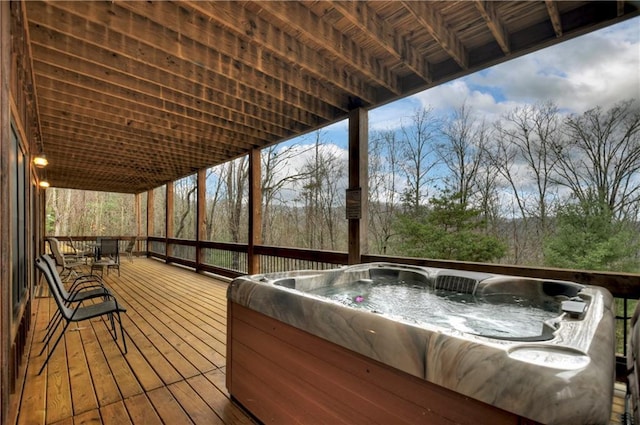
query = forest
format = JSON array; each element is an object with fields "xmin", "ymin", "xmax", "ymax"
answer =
[{"xmin": 47, "ymin": 99, "xmax": 640, "ymax": 274}]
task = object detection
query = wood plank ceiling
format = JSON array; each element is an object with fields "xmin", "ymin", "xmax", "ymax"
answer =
[{"xmin": 24, "ymin": 1, "xmax": 639, "ymax": 194}]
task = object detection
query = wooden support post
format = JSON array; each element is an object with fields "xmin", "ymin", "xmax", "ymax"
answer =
[
  {"xmin": 135, "ymin": 193, "xmax": 141, "ymax": 236},
  {"xmin": 196, "ymin": 169, "xmax": 206, "ymax": 271},
  {"xmin": 146, "ymin": 189, "xmax": 154, "ymax": 257},
  {"xmin": 134, "ymin": 193, "xmax": 141, "ymax": 252},
  {"xmin": 248, "ymin": 148, "xmax": 262, "ymax": 274},
  {"xmin": 166, "ymin": 182, "xmax": 174, "ymax": 261},
  {"xmin": 347, "ymin": 108, "xmax": 368, "ymax": 265}
]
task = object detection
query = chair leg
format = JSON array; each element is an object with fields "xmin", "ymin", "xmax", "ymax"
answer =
[
  {"xmin": 117, "ymin": 311, "xmax": 127, "ymax": 354},
  {"xmin": 38, "ymin": 321, "xmax": 71, "ymax": 375},
  {"xmin": 107, "ymin": 312, "xmax": 116, "ymax": 340},
  {"xmin": 45, "ymin": 309, "xmax": 61, "ymax": 330},
  {"xmin": 41, "ymin": 313, "xmax": 63, "ymax": 347}
]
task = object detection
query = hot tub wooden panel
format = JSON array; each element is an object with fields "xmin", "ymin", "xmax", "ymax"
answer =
[{"xmin": 227, "ymin": 301, "xmax": 540, "ymax": 425}]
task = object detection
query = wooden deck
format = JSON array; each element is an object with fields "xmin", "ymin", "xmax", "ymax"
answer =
[
  {"xmin": 11, "ymin": 258, "xmax": 628, "ymax": 425},
  {"xmin": 13, "ymin": 258, "xmax": 256, "ymax": 425}
]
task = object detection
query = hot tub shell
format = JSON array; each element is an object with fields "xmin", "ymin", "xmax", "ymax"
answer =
[{"xmin": 226, "ymin": 263, "xmax": 615, "ymax": 425}]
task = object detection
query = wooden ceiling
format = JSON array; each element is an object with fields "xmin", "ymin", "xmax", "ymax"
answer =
[{"xmin": 24, "ymin": 1, "xmax": 639, "ymax": 194}]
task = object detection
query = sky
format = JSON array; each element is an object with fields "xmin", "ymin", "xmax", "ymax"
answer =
[
  {"xmin": 295, "ymin": 15, "xmax": 640, "ymax": 145},
  {"xmin": 209, "ymin": 16, "xmax": 640, "ymax": 203}
]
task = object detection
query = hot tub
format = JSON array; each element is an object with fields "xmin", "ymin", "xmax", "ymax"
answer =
[{"xmin": 226, "ymin": 263, "xmax": 615, "ymax": 425}]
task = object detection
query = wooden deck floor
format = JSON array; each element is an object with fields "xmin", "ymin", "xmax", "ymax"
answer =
[
  {"xmin": 11, "ymin": 258, "xmax": 628, "ymax": 425},
  {"xmin": 13, "ymin": 258, "xmax": 256, "ymax": 425}
]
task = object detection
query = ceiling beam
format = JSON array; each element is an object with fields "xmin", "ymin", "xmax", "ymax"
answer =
[
  {"xmin": 242, "ymin": 0, "xmax": 400, "ymax": 97},
  {"xmin": 400, "ymin": 1, "xmax": 468, "ymax": 70},
  {"xmin": 114, "ymin": 0, "xmax": 366, "ymax": 109},
  {"xmin": 545, "ymin": 0, "xmax": 563, "ymax": 37},
  {"xmin": 28, "ymin": 1, "xmax": 335, "ymax": 133},
  {"xmin": 327, "ymin": 1, "xmax": 431, "ymax": 83},
  {"xmin": 474, "ymin": 1, "xmax": 511, "ymax": 55},
  {"xmin": 33, "ymin": 66, "xmax": 266, "ymax": 150},
  {"xmin": 39, "ymin": 113, "xmax": 241, "ymax": 160}
]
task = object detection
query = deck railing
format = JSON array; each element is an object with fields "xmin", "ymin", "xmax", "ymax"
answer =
[{"xmin": 54, "ymin": 235, "xmax": 640, "ymax": 380}]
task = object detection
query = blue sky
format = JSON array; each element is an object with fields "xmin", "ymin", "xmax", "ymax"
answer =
[
  {"xmin": 285, "ymin": 15, "xmax": 640, "ymax": 149},
  {"xmin": 213, "ymin": 16, "xmax": 639, "ymax": 203}
]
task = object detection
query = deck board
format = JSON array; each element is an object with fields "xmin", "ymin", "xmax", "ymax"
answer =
[
  {"xmin": 15, "ymin": 258, "xmax": 255, "ymax": 425},
  {"xmin": 12, "ymin": 258, "xmax": 627, "ymax": 425}
]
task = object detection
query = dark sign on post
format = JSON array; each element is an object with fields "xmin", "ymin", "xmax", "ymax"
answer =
[{"xmin": 346, "ymin": 188, "xmax": 361, "ymax": 220}]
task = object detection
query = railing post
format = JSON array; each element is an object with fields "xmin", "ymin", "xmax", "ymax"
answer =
[
  {"xmin": 347, "ymin": 107, "xmax": 368, "ymax": 265},
  {"xmin": 196, "ymin": 169, "xmax": 206, "ymax": 272},
  {"xmin": 134, "ymin": 193, "xmax": 141, "ymax": 255},
  {"xmin": 146, "ymin": 189, "xmax": 154, "ymax": 257},
  {"xmin": 166, "ymin": 182, "xmax": 174, "ymax": 262},
  {"xmin": 248, "ymin": 148, "xmax": 262, "ymax": 274}
]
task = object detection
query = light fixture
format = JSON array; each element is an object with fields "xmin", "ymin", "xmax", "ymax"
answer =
[
  {"xmin": 39, "ymin": 180, "xmax": 50, "ymax": 188},
  {"xmin": 33, "ymin": 153, "xmax": 48, "ymax": 168}
]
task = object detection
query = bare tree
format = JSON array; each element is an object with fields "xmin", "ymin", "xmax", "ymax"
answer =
[
  {"xmin": 437, "ymin": 102, "xmax": 490, "ymax": 205},
  {"xmin": 552, "ymin": 99, "xmax": 640, "ymax": 220},
  {"xmin": 174, "ymin": 174, "xmax": 197, "ymax": 239},
  {"xmin": 204, "ymin": 168, "xmax": 222, "ymax": 240},
  {"xmin": 488, "ymin": 102, "xmax": 562, "ymax": 263},
  {"xmin": 399, "ymin": 107, "xmax": 440, "ymax": 212},
  {"xmin": 223, "ymin": 156, "xmax": 248, "ymax": 244},
  {"xmin": 368, "ymin": 129, "xmax": 401, "ymax": 254},
  {"xmin": 153, "ymin": 186, "xmax": 166, "ymax": 237},
  {"xmin": 297, "ymin": 132, "xmax": 346, "ymax": 250},
  {"xmin": 261, "ymin": 143, "xmax": 313, "ymax": 245}
]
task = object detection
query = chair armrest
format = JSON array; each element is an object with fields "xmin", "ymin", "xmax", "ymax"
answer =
[{"xmin": 69, "ymin": 275, "xmax": 106, "ymax": 292}]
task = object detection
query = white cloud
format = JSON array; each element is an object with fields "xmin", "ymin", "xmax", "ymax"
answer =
[
  {"xmin": 465, "ymin": 17, "xmax": 640, "ymax": 114},
  {"xmin": 376, "ymin": 16, "xmax": 640, "ymax": 129}
]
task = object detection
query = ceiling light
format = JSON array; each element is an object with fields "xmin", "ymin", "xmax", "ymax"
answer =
[
  {"xmin": 39, "ymin": 180, "xmax": 50, "ymax": 188},
  {"xmin": 33, "ymin": 154, "xmax": 48, "ymax": 168}
]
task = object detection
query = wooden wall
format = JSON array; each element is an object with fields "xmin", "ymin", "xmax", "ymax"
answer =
[
  {"xmin": 2, "ymin": 1, "xmax": 43, "ymax": 423},
  {"xmin": 0, "ymin": 2, "xmax": 10, "ymax": 422}
]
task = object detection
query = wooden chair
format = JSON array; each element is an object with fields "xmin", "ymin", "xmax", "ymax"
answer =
[{"xmin": 35, "ymin": 255, "xmax": 127, "ymax": 375}]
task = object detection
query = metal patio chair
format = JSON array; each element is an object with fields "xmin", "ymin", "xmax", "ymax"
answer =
[
  {"xmin": 39, "ymin": 254, "xmax": 112, "ymax": 335},
  {"xmin": 34, "ymin": 255, "xmax": 127, "ymax": 376},
  {"xmin": 47, "ymin": 237, "xmax": 87, "ymax": 281},
  {"xmin": 124, "ymin": 238, "xmax": 136, "ymax": 262},
  {"xmin": 62, "ymin": 236, "xmax": 94, "ymax": 264},
  {"xmin": 91, "ymin": 238, "xmax": 120, "ymax": 277}
]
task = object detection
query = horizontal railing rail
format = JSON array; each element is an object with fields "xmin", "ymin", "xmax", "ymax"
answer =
[{"xmin": 49, "ymin": 235, "xmax": 147, "ymax": 259}]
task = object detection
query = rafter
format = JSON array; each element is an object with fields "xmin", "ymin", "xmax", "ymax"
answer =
[
  {"xmin": 328, "ymin": 1, "xmax": 431, "ymax": 83},
  {"xmin": 38, "ymin": 111, "xmax": 241, "ymax": 159},
  {"xmin": 19, "ymin": 0, "xmax": 637, "ymax": 194},
  {"xmin": 475, "ymin": 1, "xmax": 510, "ymax": 55},
  {"xmin": 33, "ymin": 68, "xmax": 264, "ymax": 149},
  {"xmin": 401, "ymin": 1, "xmax": 468, "ymax": 70},
  {"xmin": 242, "ymin": 0, "xmax": 401, "ymax": 97},
  {"xmin": 28, "ymin": 1, "xmax": 335, "ymax": 132},
  {"xmin": 116, "ymin": 0, "xmax": 370, "ymax": 108},
  {"xmin": 545, "ymin": 0, "xmax": 563, "ymax": 37}
]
